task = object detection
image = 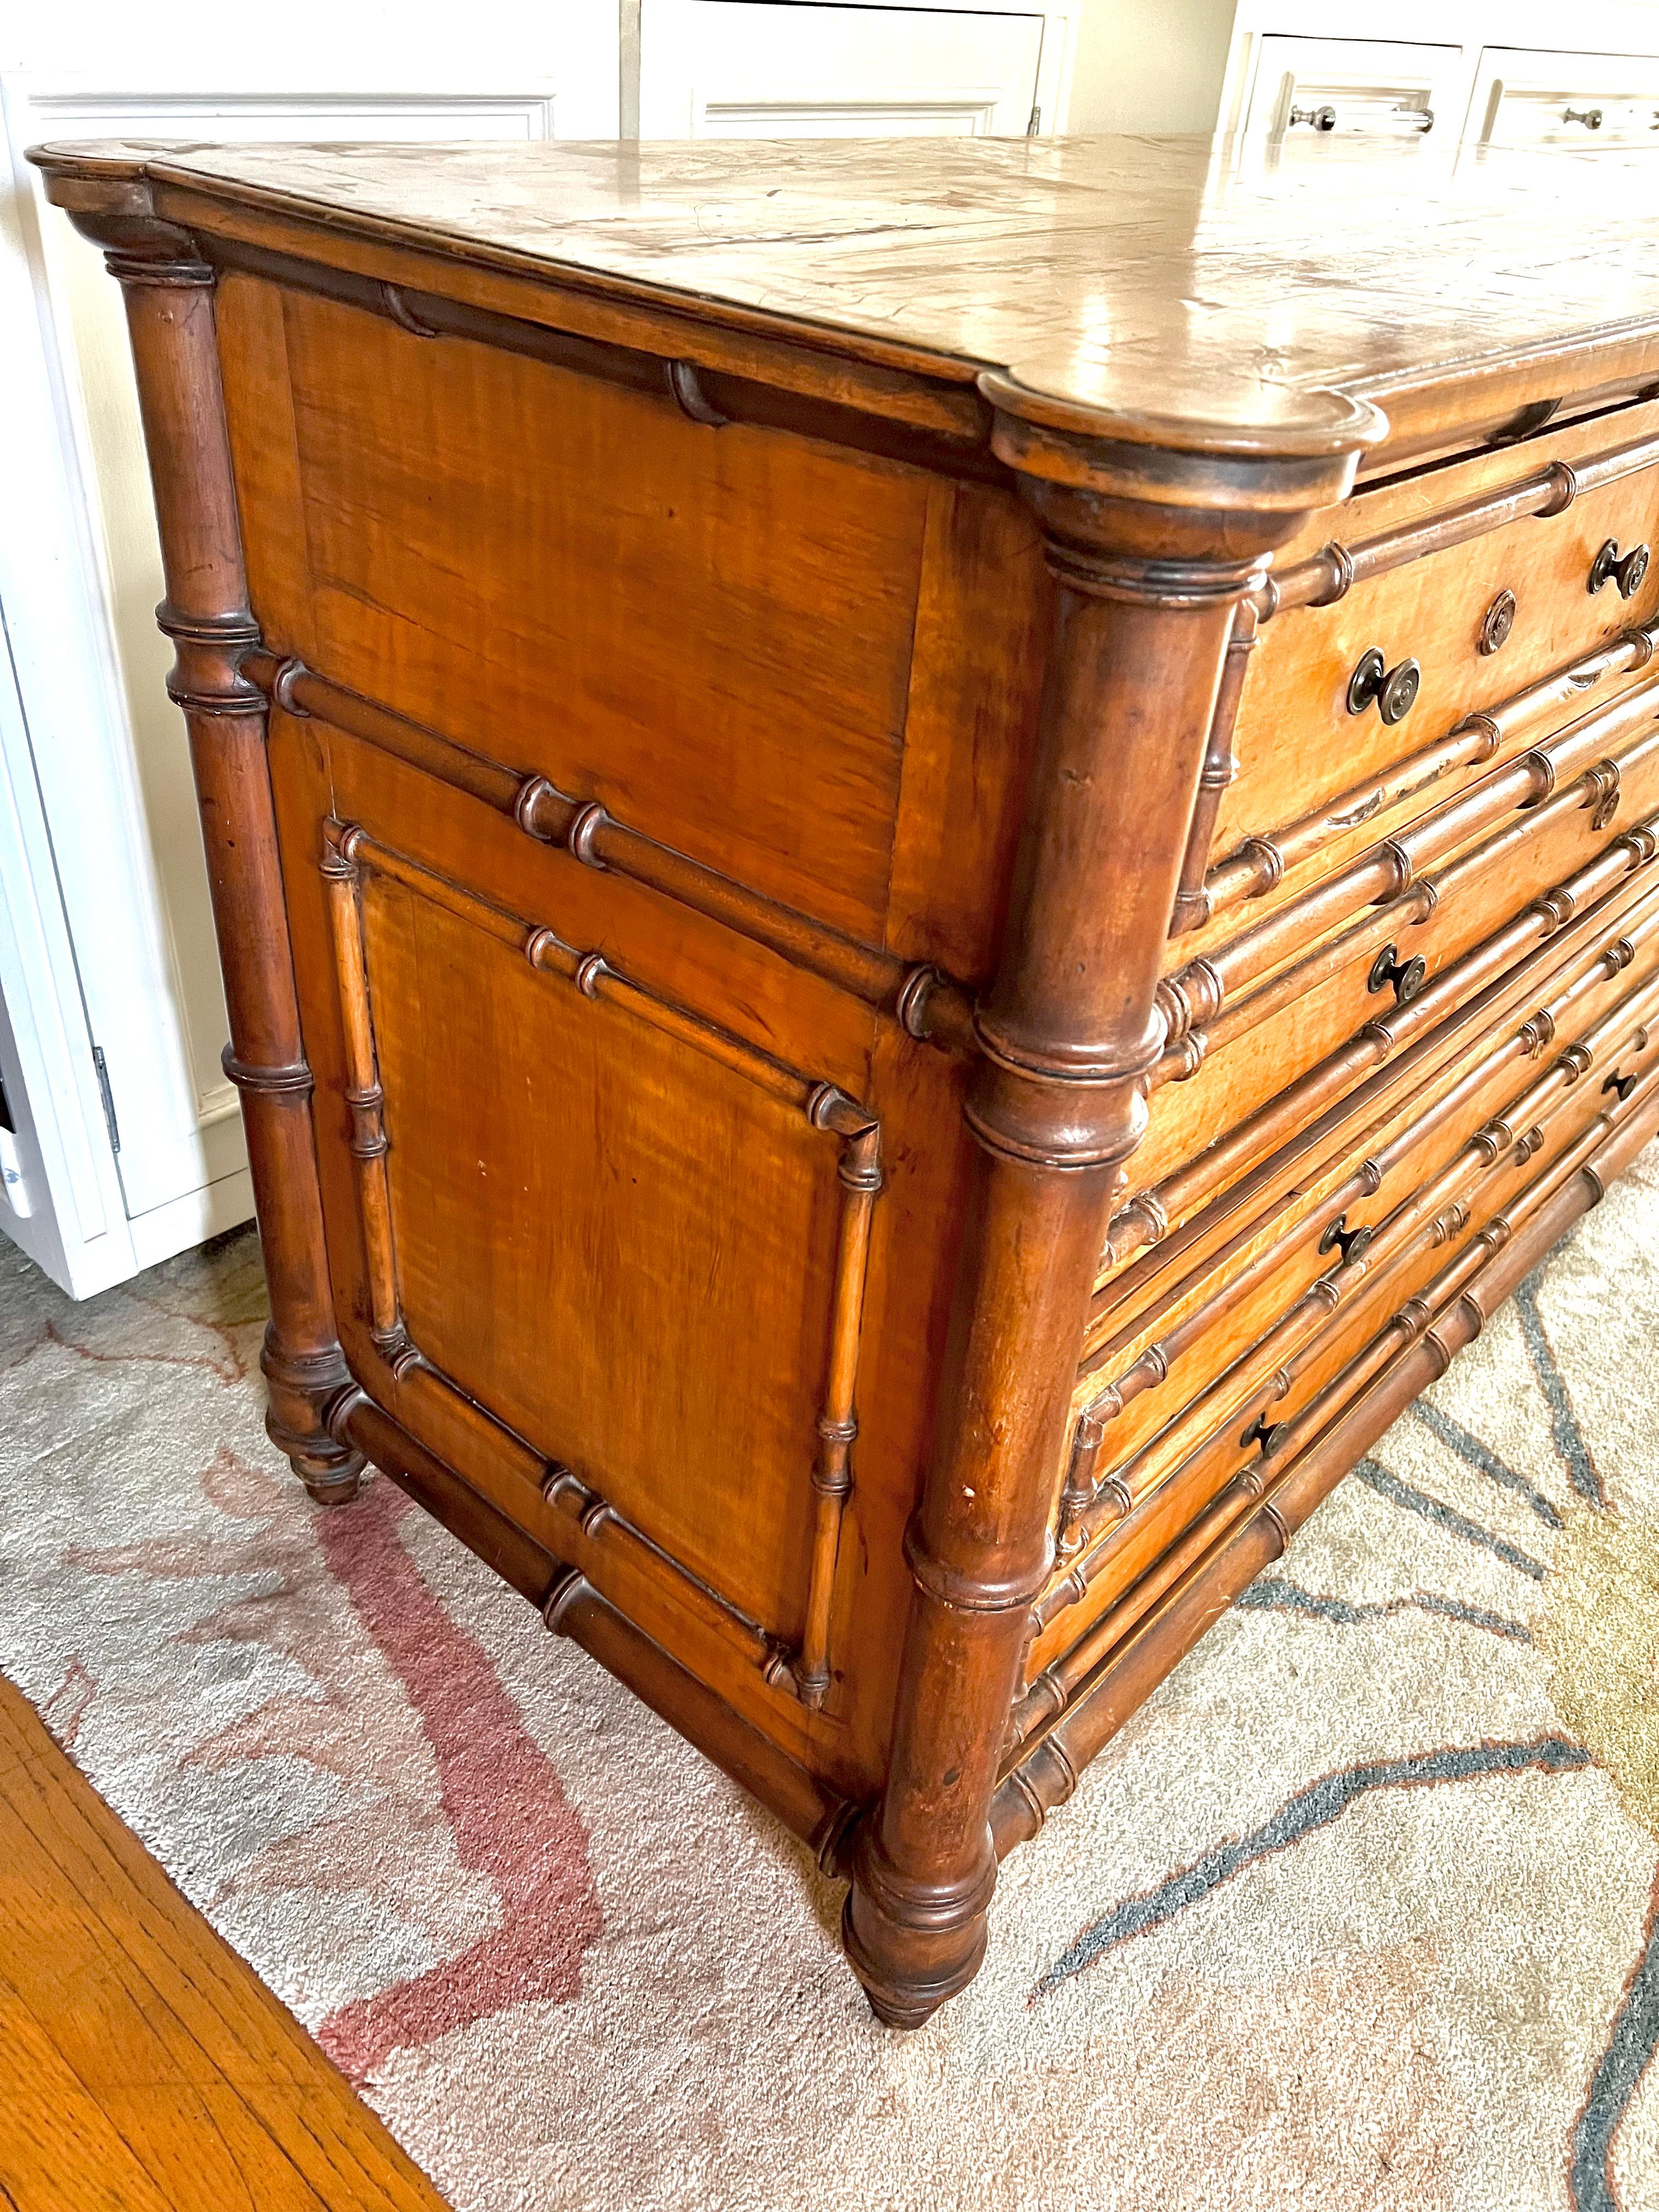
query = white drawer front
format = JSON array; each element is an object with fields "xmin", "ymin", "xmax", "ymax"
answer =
[
  {"xmin": 1470, "ymin": 47, "xmax": 1659, "ymax": 150},
  {"xmin": 1240, "ymin": 35, "xmax": 1463, "ymax": 158}
]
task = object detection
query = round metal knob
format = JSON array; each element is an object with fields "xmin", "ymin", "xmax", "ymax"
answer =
[
  {"xmin": 1368, "ymin": 941, "xmax": 1428, "ymax": 1004},
  {"xmin": 1318, "ymin": 1212, "xmax": 1375, "ymax": 1266},
  {"xmin": 1347, "ymin": 647, "xmax": 1421, "ymax": 724},
  {"xmin": 1589, "ymin": 539, "xmax": 1650, "ymax": 600},
  {"xmin": 1240, "ymin": 1411, "xmax": 1284, "ymax": 1453},
  {"xmin": 1564, "ymin": 106, "xmax": 1604, "ymax": 129},
  {"xmin": 1479, "ymin": 589, "xmax": 1516, "ymax": 656},
  {"xmin": 1604, "ymin": 1068, "xmax": 1639, "ymax": 1102},
  {"xmin": 1289, "ymin": 103, "xmax": 1338, "ymax": 132}
]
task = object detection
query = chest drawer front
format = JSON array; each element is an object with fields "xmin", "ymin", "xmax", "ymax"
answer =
[
  {"xmin": 1026, "ymin": 952, "xmax": 1659, "ymax": 1685},
  {"xmin": 1469, "ymin": 48, "xmax": 1659, "ymax": 153},
  {"xmin": 1181, "ymin": 416, "xmax": 1659, "ymax": 950},
  {"xmin": 1144, "ymin": 672, "xmax": 1659, "ymax": 1201},
  {"xmin": 1082, "ymin": 899, "xmax": 1659, "ymax": 1477}
]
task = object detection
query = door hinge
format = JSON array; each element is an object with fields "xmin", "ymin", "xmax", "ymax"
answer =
[
  {"xmin": 92, "ymin": 1045, "xmax": 120, "ymax": 1155},
  {"xmin": 1027, "ymin": 102, "xmax": 1041, "ymax": 136}
]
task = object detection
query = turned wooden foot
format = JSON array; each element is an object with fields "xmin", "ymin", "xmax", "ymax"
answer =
[
  {"xmin": 841, "ymin": 1827, "xmax": 995, "ymax": 2029},
  {"xmin": 261, "ymin": 1329, "xmax": 366, "ymax": 1506}
]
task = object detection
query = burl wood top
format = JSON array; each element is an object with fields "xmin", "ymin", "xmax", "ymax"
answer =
[{"xmin": 33, "ymin": 135, "xmax": 1659, "ymax": 460}]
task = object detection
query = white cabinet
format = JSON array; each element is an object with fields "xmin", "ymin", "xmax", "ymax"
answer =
[
  {"xmin": 0, "ymin": 40, "xmax": 612, "ymax": 1296},
  {"xmin": 640, "ymin": 0, "xmax": 1057, "ymax": 140},
  {"xmin": 1237, "ymin": 33, "xmax": 1460, "ymax": 160},
  {"xmin": 1469, "ymin": 46, "xmax": 1659, "ymax": 151},
  {"xmin": 1208, "ymin": 4, "xmax": 1659, "ymax": 165}
]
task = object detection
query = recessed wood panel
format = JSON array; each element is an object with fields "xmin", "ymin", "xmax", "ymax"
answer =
[
  {"xmin": 274, "ymin": 289, "xmax": 929, "ymax": 945},
  {"xmin": 353, "ymin": 873, "xmax": 844, "ymax": 1637}
]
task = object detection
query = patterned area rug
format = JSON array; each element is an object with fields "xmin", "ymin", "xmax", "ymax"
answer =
[{"xmin": 3, "ymin": 1160, "xmax": 1658, "ymax": 2212}]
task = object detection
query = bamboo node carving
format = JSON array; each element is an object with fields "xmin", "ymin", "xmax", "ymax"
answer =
[
  {"xmin": 541, "ymin": 1570, "xmax": 588, "ymax": 1635},
  {"xmin": 271, "ymin": 658, "xmax": 312, "ymax": 716},
  {"xmin": 1461, "ymin": 712, "xmax": 1504, "ymax": 761},
  {"xmin": 512, "ymin": 775, "xmax": 559, "ymax": 837},
  {"xmin": 1310, "ymin": 540, "xmax": 1356, "ymax": 607},
  {"xmin": 379, "ymin": 281, "xmax": 439, "ymax": 337},
  {"xmin": 566, "ymin": 801, "xmax": 611, "ymax": 867},
  {"xmin": 1380, "ymin": 838, "xmax": 1414, "ymax": 895},
  {"xmin": 1559, "ymin": 1042, "xmax": 1594, "ymax": 1083},
  {"xmin": 1542, "ymin": 460, "xmax": 1580, "ymax": 515},
  {"xmin": 1586, "ymin": 760, "xmax": 1623, "ymax": 831},
  {"xmin": 574, "ymin": 950, "xmax": 612, "ymax": 999},
  {"xmin": 105, "ymin": 250, "xmax": 214, "ymax": 289},
  {"xmin": 666, "ymin": 358, "xmax": 729, "ymax": 427},
  {"xmin": 1520, "ymin": 751, "xmax": 1559, "ymax": 807},
  {"xmin": 901, "ymin": 1517, "xmax": 1054, "ymax": 1614},
  {"xmin": 220, "ymin": 1048, "xmax": 313, "ymax": 1098},
  {"xmin": 896, "ymin": 964, "xmax": 941, "ymax": 1039}
]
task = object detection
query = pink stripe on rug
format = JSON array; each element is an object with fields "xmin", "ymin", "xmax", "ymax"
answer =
[{"xmin": 314, "ymin": 1481, "xmax": 602, "ymax": 2080}]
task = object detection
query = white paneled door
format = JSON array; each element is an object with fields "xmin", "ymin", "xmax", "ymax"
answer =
[
  {"xmin": 641, "ymin": 0, "xmax": 1052, "ymax": 139},
  {"xmin": 0, "ymin": 62, "xmax": 606, "ymax": 1294}
]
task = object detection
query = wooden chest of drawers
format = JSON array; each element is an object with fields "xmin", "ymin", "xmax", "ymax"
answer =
[{"xmin": 33, "ymin": 132, "xmax": 1659, "ymax": 2027}]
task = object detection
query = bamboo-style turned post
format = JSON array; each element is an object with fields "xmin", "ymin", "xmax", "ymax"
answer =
[
  {"xmin": 39, "ymin": 159, "xmax": 364, "ymax": 1504},
  {"xmin": 794, "ymin": 1106, "xmax": 882, "ymax": 1709},
  {"xmin": 840, "ymin": 387, "xmax": 1374, "ymax": 2028},
  {"xmin": 320, "ymin": 829, "xmax": 402, "ymax": 1350}
]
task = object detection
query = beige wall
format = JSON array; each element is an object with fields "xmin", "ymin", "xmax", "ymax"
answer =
[{"xmin": 1065, "ymin": 0, "xmax": 1235, "ymax": 132}]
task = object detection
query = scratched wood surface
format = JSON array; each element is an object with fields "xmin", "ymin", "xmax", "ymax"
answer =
[
  {"xmin": 0, "ymin": 1676, "xmax": 451, "ymax": 2212},
  {"xmin": 34, "ymin": 134, "xmax": 1659, "ymax": 459}
]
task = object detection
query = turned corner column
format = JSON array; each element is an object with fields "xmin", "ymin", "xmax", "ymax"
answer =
[
  {"xmin": 842, "ymin": 383, "xmax": 1374, "ymax": 2026},
  {"xmin": 31, "ymin": 150, "xmax": 364, "ymax": 1505}
]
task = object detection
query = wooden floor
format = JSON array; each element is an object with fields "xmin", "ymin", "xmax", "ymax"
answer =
[{"xmin": 0, "ymin": 1675, "xmax": 452, "ymax": 2212}]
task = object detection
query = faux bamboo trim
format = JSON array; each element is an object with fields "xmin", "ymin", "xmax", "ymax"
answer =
[
  {"xmin": 251, "ymin": 654, "xmax": 974, "ymax": 1053},
  {"xmin": 1041, "ymin": 1025, "xmax": 1659, "ymax": 1635},
  {"xmin": 331, "ymin": 1389, "xmax": 849, "ymax": 1859},
  {"xmin": 1078, "ymin": 902, "xmax": 1659, "ymax": 1447},
  {"xmin": 1169, "ymin": 600, "xmax": 1257, "ymax": 936},
  {"xmin": 206, "ymin": 234, "xmax": 998, "ymax": 477},
  {"xmin": 539, "ymin": 1464, "xmax": 773, "ymax": 1657},
  {"xmin": 1062, "ymin": 979, "xmax": 1659, "ymax": 1586},
  {"xmin": 1199, "ymin": 619, "xmax": 1659, "ymax": 928},
  {"xmin": 994, "ymin": 1078, "xmax": 1659, "ymax": 1840},
  {"xmin": 323, "ymin": 818, "xmax": 881, "ymax": 1709},
  {"xmin": 318, "ymin": 840, "xmax": 401, "ymax": 1348},
  {"xmin": 1105, "ymin": 817, "xmax": 1659, "ymax": 1279},
  {"xmin": 1257, "ymin": 425, "xmax": 1659, "ymax": 622},
  {"xmin": 768, "ymin": 1120, "xmax": 883, "ymax": 1710},
  {"xmin": 1156, "ymin": 680, "xmax": 1659, "ymax": 1080}
]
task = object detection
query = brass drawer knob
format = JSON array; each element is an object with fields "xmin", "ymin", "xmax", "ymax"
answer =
[
  {"xmin": 1368, "ymin": 941, "xmax": 1427, "ymax": 1003},
  {"xmin": 1588, "ymin": 539, "xmax": 1650, "ymax": 599},
  {"xmin": 1318, "ymin": 1210, "xmax": 1375, "ymax": 1265},
  {"xmin": 1604, "ymin": 1068, "xmax": 1639, "ymax": 1102},
  {"xmin": 1478, "ymin": 589, "xmax": 1516, "ymax": 655},
  {"xmin": 1347, "ymin": 647, "xmax": 1421, "ymax": 724}
]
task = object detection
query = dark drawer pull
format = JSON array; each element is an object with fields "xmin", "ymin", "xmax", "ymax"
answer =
[
  {"xmin": 1347, "ymin": 647, "xmax": 1421, "ymax": 724},
  {"xmin": 1240, "ymin": 1411, "xmax": 1284, "ymax": 1453},
  {"xmin": 1368, "ymin": 941, "xmax": 1427, "ymax": 1003},
  {"xmin": 1318, "ymin": 1211, "xmax": 1375, "ymax": 1265},
  {"xmin": 1604, "ymin": 1068, "xmax": 1639, "ymax": 1101},
  {"xmin": 1589, "ymin": 539, "xmax": 1650, "ymax": 600}
]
